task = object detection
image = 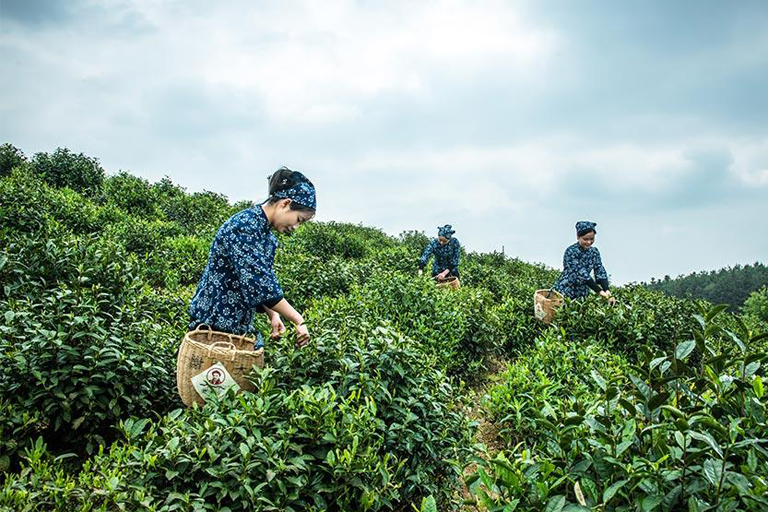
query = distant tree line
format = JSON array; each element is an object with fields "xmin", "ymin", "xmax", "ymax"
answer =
[{"xmin": 645, "ymin": 262, "xmax": 768, "ymax": 311}]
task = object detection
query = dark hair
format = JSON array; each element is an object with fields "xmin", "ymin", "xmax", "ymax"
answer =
[
  {"xmin": 577, "ymin": 228, "xmax": 596, "ymax": 237},
  {"xmin": 265, "ymin": 167, "xmax": 316, "ymax": 213}
]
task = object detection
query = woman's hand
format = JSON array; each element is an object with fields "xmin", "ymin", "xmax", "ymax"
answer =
[
  {"xmin": 269, "ymin": 314, "xmax": 286, "ymax": 339},
  {"xmin": 268, "ymin": 299, "xmax": 310, "ymax": 347},
  {"xmin": 295, "ymin": 323, "xmax": 310, "ymax": 348},
  {"xmin": 600, "ymin": 290, "xmax": 617, "ymax": 306},
  {"xmin": 436, "ymin": 269, "xmax": 449, "ymax": 281}
]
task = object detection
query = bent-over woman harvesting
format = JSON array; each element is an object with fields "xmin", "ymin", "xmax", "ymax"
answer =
[
  {"xmin": 418, "ymin": 224, "xmax": 461, "ymax": 281},
  {"xmin": 188, "ymin": 167, "xmax": 316, "ymax": 348}
]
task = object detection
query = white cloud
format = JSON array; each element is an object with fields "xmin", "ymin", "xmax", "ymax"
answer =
[
  {"xmin": 78, "ymin": 0, "xmax": 559, "ymax": 123},
  {"xmin": 730, "ymin": 138, "xmax": 768, "ymax": 186}
]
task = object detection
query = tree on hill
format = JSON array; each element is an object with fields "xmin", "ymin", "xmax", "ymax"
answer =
[{"xmin": 646, "ymin": 262, "xmax": 768, "ymax": 311}]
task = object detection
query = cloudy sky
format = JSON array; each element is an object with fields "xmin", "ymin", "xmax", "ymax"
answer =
[{"xmin": 1, "ymin": 0, "xmax": 767, "ymax": 283}]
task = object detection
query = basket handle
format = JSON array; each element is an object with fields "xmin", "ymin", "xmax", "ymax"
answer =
[
  {"xmin": 193, "ymin": 323, "xmax": 214, "ymax": 341},
  {"xmin": 207, "ymin": 341, "xmax": 237, "ymax": 361}
]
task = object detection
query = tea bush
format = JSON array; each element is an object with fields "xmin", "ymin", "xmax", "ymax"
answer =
[
  {"xmin": 274, "ymin": 253, "xmax": 358, "ymax": 312},
  {"xmin": 467, "ymin": 307, "xmax": 768, "ymax": 511},
  {"xmin": 340, "ymin": 271, "xmax": 505, "ymax": 378},
  {"xmin": 0, "ymin": 143, "xmax": 26, "ymax": 177},
  {"xmin": 743, "ymin": 286, "xmax": 768, "ymax": 325},
  {"xmin": 0, "ymin": 328, "xmax": 474, "ymax": 511},
  {"xmin": 0, "ymin": 232, "xmax": 179, "ymax": 458},
  {"xmin": 30, "ymin": 148, "xmax": 105, "ymax": 197},
  {"xmin": 282, "ymin": 221, "xmax": 390, "ymax": 260},
  {"xmin": 159, "ymin": 188, "xmax": 234, "ymax": 234},
  {"xmin": 103, "ymin": 216, "xmax": 183, "ymax": 256},
  {"xmin": 554, "ymin": 285, "xmax": 702, "ymax": 358},
  {"xmin": 101, "ymin": 172, "xmax": 160, "ymax": 218},
  {"xmin": 145, "ymin": 234, "xmax": 212, "ymax": 289},
  {"xmin": 484, "ymin": 330, "xmax": 629, "ymax": 446}
]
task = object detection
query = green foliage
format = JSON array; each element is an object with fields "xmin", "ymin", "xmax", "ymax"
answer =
[
  {"xmin": 485, "ymin": 330, "xmax": 629, "ymax": 445},
  {"xmin": 0, "ymin": 143, "xmax": 26, "ymax": 177},
  {"xmin": 555, "ymin": 285, "xmax": 702, "ymax": 358},
  {"xmin": 103, "ymin": 216, "xmax": 183, "ymax": 256},
  {"xmin": 101, "ymin": 171, "xmax": 159, "ymax": 217},
  {"xmin": 0, "ymin": 232, "xmax": 178, "ymax": 459},
  {"xmin": 159, "ymin": 187, "xmax": 234, "ymax": 234},
  {"xmin": 1, "ymin": 328, "xmax": 474, "ymax": 511},
  {"xmin": 647, "ymin": 262, "xmax": 768, "ymax": 312},
  {"xmin": 145, "ymin": 235, "xmax": 212, "ymax": 289},
  {"xmin": 31, "ymin": 148, "xmax": 105, "ymax": 197},
  {"xmin": 283, "ymin": 221, "xmax": 393, "ymax": 260},
  {"xmin": 467, "ymin": 306, "xmax": 768, "ymax": 510},
  {"xmin": 335, "ymin": 271, "xmax": 506, "ymax": 379},
  {"xmin": 0, "ymin": 400, "xmax": 43, "ymax": 474},
  {"xmin": 0, "ymin": 167, "xmax": 104, "ymax": 236},
  {"xmin": 743, "ymin": 286, "xmax": 768, "ymax": 325}
]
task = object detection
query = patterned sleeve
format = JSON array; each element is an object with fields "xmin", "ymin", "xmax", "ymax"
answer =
[
  {"xmin": 419, "ymin": 239, "xmax": 437, "ymax": 268},
  {"xmin": 449, "ymin": 239, "xmax": 461, "ymax": 270},
  {"xmin": 593, "ymin": 248, "xmax": 609, "ymax": 281},
  {"xmin": 563, "ymin": 245, "xmax": 591, "ymax": 283},
  {"xmin": 227, "ymin": 225, "xmax": 284, "ymax": 309}
]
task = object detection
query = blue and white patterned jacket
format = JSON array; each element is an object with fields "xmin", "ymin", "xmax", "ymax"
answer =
[
  {"xmin": 553, "ymin": 243, "xmax": 609, "ymax": 299},
  {"xmin": 189, "ymin": 205, "xmax": 283, "ymax": 334},
  {"xmin": 419, "ymin": 238, "xmax": 461, "ymax": 275}
]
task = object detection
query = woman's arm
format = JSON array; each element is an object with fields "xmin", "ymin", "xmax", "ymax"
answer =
[
  {"xmin": 262, "ymin": 305, "xmax": 286, "ymax": 339},
  {"xmin": 592, "ymin": 249, "xmax": 615, "ymax": 303},
  {"xmin": 418, "ymin": 240, "xmax": 437, "ymax": 269},
  {"xmin": 593, "ymin": 248, "xmax": 609, "ymax": 284},
  {"xmin": 269, "ymin": 298, "xmax": 310, "ymax": 347},
  {"xmin": 228, "ymin": 226, "xmax": 284, "ymax": 309},
  {"xmin": 268, "ymin": 299, "xmax": 304, "ymax": 326},
  {"xmin": 448, "ymin": 239, "xmax": 461, "ymax": 273}
]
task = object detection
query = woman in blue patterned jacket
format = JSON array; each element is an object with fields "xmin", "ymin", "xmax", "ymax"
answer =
[
  {"xmin": 189, "ymin": 168, "xmax": 315, "ymax": 348},
  {"xmin": 553, "ymin": 221, "xmax": 616, "ymax": 305},
  {"xmin": 418, "ymin": 225, "xmax": 461, "ymax": 280}
]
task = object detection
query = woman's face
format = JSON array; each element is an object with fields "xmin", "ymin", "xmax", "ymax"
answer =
[
  {"xmin": 578, "ymin": 231, "xmax": 596, "ymax": 249},
  {"xmin": 273, "ymin": 199, "xmax": 313, "ymax": 234},
  {"xmin": 438, "ymin": 236, "xmax": 449, "ymax": 245}
]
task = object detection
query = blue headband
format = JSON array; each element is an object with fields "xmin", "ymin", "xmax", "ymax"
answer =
[
  {"xmin": 438, "ymin": 224, "xmax": 455, "ymax": 238},
  {"xmin": 271, "ymin": 172, "xmax": 316, "ymax": 210},
  {"xmin": 576, "ymin": 221, "xmax": 597, "ymax": 236}
]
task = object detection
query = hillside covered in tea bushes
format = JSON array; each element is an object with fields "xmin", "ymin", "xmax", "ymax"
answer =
[{"xmin": 1, "ymin": 144, "xmax": 768, "ymax": 511}]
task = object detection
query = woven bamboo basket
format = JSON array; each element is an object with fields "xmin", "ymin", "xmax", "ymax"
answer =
[
  {"xmin": 176, "ymin": 325, "xmax": 264, "ymax": 406},
  {"xmin": 437, "ymin": 276, "xmax": 461, "ymax": 289},
  {"xmin": 534, "ymin": 289, "xmax": 563, "ymax": 324}
]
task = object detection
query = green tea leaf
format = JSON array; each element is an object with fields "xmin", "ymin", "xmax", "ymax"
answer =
[
  {"xmin": 602, "ymin": 479, "xmax": 628, "ymax": 504},
  {"xmin": 702, "ymin": 458, "xmax": 723, "ymax": 487},
  {"xmin": 705, "ymin": 304, "xmax": 728, "ymax": 322},
  {"xmin": 419, "ymin": 495, "xmax": 437, "ymax": 512},
  {"xmin": 675, "ymin": 340, "xmax": 696, "ymax": 361},
  {"xmin": 591, "ymin": 370, "xmax": 607, "ymax": 392},
  {"xmin": 544, "ymin": 495, "xmax": 566, "ymax": 512},
  {"xmin": 641, "ymin": 495, "xmax": 663, "ymax": 511}
]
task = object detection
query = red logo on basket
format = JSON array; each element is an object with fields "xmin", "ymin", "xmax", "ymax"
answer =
[{"xmin": 206, "ymin": 367, "xmax": 225, "ymax": 386}]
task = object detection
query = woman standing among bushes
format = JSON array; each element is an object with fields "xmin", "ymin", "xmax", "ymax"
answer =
[
  {"xmin": 188, "ymin": 167, "xmax": 315, "ymax": 347},
  {"xmin": 554, "ymin": 221, "xmax": 616, "ymax": 305},
  {"xmin": 418, "ymin": 224, "xmax": 461, "ymax": 281}
]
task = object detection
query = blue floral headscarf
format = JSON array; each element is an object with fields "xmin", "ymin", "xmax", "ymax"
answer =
[
  {"xmin": 438, "ymin": 224, "xmax": 455, "ymax": 238},
  {"xmin": 271, "ymin": 170, "xmax": 316, "ymax": 210},
  {"xmin": 576, "ymin": 221, "xmax": 597, "ymax": 237}
]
